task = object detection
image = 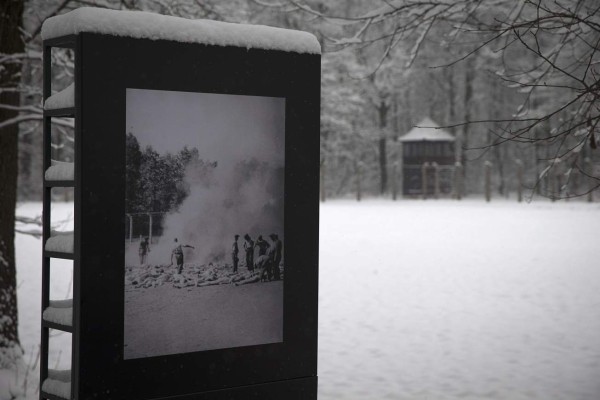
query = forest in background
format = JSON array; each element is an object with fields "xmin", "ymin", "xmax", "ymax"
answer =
[{"xmin": 13, "ymin": 0, "xmax": 600, "ymax": 203}]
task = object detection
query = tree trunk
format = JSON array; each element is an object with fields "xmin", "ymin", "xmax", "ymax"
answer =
[
  {"xmin": 446, "ymin": 66, "xmax": 456, "ymax": 136},
  {"xmin": 489, "ymin": 79, "xmax": 506, "ymax": 197},
  {"xmin": 461, "ymin": 57, "xmax": 474, "ymax": 194},
  {"xmin": 0, "ymin": 0, "xmax": 25, "ymax": 364},
  {"xmin": 378, "ymin": 100, "xmax": 389, "ymax": 195}
]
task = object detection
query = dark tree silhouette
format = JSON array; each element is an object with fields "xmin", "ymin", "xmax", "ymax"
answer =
[{"xmin": 0, "ymin": 0, "xmax": 24, "ymax": 366}]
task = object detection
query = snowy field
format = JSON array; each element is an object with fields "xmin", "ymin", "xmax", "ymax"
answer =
[
  {"xmin": 13, "ymin": 200, "xmax": 600, "ymax": 400},
  {"xmin": 318, "ymin": 199, "xmax": 600, "ymax": 400}
]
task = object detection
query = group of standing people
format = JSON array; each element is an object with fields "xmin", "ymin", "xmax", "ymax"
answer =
[
  {"xmin": 137, "ymin": 233, "xmax": 282, "ymax": 280},
  {"xmin": 232, "ymin": 233, "xmax": 283, "ymax": 281}
]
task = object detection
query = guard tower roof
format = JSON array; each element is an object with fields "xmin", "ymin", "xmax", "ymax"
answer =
[{"xmin": 399, "ymin": 118, "xmax": 455, "ymax": 142}]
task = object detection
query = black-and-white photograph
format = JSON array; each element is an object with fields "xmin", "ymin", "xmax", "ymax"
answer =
[{"xmin": 123, "ymin": 88, "xmax": 285, "ymax": 359}]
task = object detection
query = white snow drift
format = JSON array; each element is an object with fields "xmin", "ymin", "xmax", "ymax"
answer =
[
  {"xmin": 45, "ymin": 160, "xmax": 74, "ymax": 181},
  {"xmin": 45, "ymin": 231, "xmax": 74, "ymax": 254},
  {"xmin": 43, "ymin": 299, "xmax": 73, "ymax": 327},
  {"xmin": 44, "ymin": 83, "xmax": 74, "ymax": 110},
  {"xmin": 41, "ymin": 369, "xmax": 71, "ymax": 399}
]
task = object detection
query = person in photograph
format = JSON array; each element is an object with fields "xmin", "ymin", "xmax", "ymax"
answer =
[
  {"xmin": 170, "ymin": 238, "xmax": 195, "ymax": 274},
  {"xmin": 268, "ymin": 234, "xmax": 283, "ymax": 281},
  {"xmin": 255, "ymin": 254, "xmax": 271, "ymax": 282},
  {"xmin": 139, "ymin": 237, "xmax": 150, "ymax": 265},
  {"xmin": 232, "ymin": 234, "xmax": 240, "ymax": 273},
  {"xmin": 255, "ymin": 235, "xmax": 269, "ymax": 257},
  {"xmin": 243, "ymin": 234, "xmax": 255, "ymax": 272}
]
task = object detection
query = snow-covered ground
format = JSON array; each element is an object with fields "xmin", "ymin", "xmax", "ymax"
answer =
[
  {"xmin": 12, "ymin": 199, "xmax": 600, "ymax": 399},
  {"xmin": 319, "ymin": 199, "xmax": 600, "ymax": 400},
  {"xmin": 13, "ymin": 202, "xmax": 73, "ymax": 400}
]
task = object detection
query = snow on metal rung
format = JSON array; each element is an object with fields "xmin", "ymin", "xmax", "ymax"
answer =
[
  {"xmin": 43, "ymin": 299, "xmax": 73, "ymax": 328},
  {"xmin": 42, "ymin": 369, "xmax": 72, "ymax": 400},
  {"xmin": 45, "ymin": 231, "xmax": 74, "ymax": 254},
  {"xmin": 45, "ymin": 160, "xmax": 74, "ymax": 182},
  {"xmin": 44, "ymin": 82, "xmax": 74, "ymax": 110}
]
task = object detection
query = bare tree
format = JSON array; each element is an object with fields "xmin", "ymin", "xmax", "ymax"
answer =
[
  {"xmin": 256, "ymin": 0, "xmax": 600, "ymax": 197},
  {"xmin": 0, "ymin": 0, "xmax": 26, "ymax": 368}
]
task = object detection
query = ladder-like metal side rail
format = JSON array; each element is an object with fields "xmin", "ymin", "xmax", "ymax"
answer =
[{"xmin": 41, "ymin": 33, "xmax": 81, "ymax": 400}]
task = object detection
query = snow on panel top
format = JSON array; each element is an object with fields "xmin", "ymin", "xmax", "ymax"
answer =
[
  {"xmin": 399, "ymin": 118, "xmax": 455, "ymax": 142},
  {"xmin": 41, "ymin": 8, "xmax": 321, "ymax": 54}
]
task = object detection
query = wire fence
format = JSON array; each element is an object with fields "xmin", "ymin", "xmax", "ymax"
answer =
[
  {"xmin": 319, "ymin": 159, "xmax": 599, "ymax": 202},
  {"xmin": 124, "ymin": 212, "xmax": 167, "ymax": 243}
]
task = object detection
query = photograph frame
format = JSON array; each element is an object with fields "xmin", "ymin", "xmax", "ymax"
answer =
[
  {"xmin": 123, "ymin": 88, "xmax": 287, "ymax": 359},
  {"xmin": 77, "ymin": 32, "xmax": 319, "ymax": 400}
]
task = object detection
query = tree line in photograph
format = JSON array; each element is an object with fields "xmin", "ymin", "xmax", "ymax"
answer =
[{"xmin": 125, "ymin": 133, "xmax": 209, "ymax": 214}]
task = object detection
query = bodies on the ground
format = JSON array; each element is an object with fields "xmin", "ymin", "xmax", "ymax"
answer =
[{"xmin": 255, "ymin": 254, "xmax": 271, "ymax": 281}]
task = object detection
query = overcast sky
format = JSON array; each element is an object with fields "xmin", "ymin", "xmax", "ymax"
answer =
[{"xmin": 126, "ymin": 88, "xmax": 285, "ymax": 166}]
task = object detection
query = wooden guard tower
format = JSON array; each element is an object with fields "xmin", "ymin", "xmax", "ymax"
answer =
[{"xmin": 400, "ymin": 118, "xmax": 456, "ymax": 196}]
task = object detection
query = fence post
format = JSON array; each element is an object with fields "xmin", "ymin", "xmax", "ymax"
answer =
[
  {"xmin": 432, "ymin": 162, "xmax": 440, "ymax": 199},
  {"xmin": 515, "ymin": 159, "xmax": 523, "ymax": 203},
  {"xmin": 484, "ymin": 161, "xmax": 492, "ymax": 202},
  {"xmin": 549, "ymin": 159, "xmax": 560, "ymax": 202},
  {"xmin": 585, "ymin": 157, "xmax": 593, "ymax": 202},
  {"xmin": 127, "ymin": 214, "xmax": 133, "ymax": 243},
  {"xmin": 454, "ymin": 161, "xmax": 463, "ymax": 200},
  {"xmin": 572, "ymin": 167, "xmax": 580, "ymax": 198},
  {"xmin": 556, "ymin": 159, "xmax": 562, "ymax": 201},
  {"xmin": 148, "ymin": 213, "xmax": 153, "ymax": 243},
  {"xmin": 356, "ymin": 161, "xmax": 362, "ymax": 202},
  {"xmin": 421, "ymin": 162, "xmax": 429, "ymax": 200},
  {"xmin": 320, "ymin": 159, "xmax": 326, "ymax": 203},
  {"xmin": 392, "ymin": 162, "xmax": 398, "ymax": 201}
]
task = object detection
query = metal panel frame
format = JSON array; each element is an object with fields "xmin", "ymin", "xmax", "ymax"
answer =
[
  {"xmin": 41, "ymin": 34, "xmax": 80, "ymax": 400},
  {"xmin": 42, "ymin": 31, "xmax": 320, "ymax": 400}
]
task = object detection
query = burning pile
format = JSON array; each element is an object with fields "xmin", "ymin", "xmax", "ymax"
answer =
[{"xmin": 125, "ymin": 262, "xmax": 283, "ymax": 290}]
